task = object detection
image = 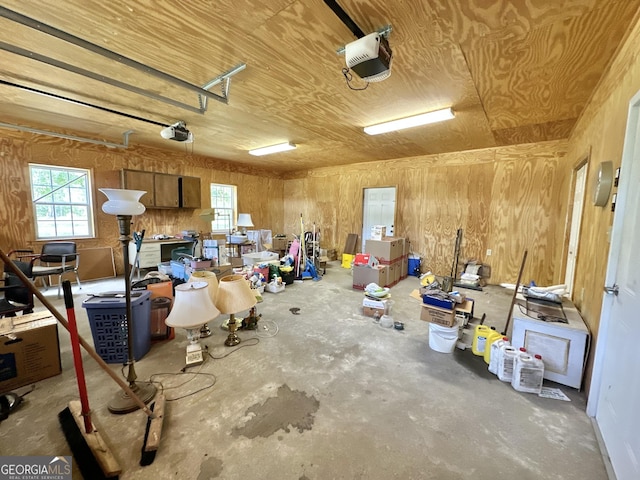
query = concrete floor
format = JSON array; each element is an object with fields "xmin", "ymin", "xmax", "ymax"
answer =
[{"xmin": 1, "ymin": 262, "xmax": 608, "ymax": 480}]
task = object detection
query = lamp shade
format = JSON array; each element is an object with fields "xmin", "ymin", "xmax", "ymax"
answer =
[
  {"xmin": 236, "ymin": 213, "xmax": 254, "ymax": 228},
  {"xmin": 188, "ymin": 271, "xmax": 219, "ymax": 301},
  {"xmin": 165, "ymin": 282, "xmax": 220, "ymax": 329},
  {"xmin": 198, "ymin": 208, "xmax": 216, "ymax": 223},
  {"xmin": 216, "ymin": 275, "xmax": 257, "ymax": 314},
  {"xmin": 99, "ymin": 188, "xmax": 146, "ymax": 216}
]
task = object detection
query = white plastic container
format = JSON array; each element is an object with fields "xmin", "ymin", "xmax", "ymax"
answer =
[
  {"xmin": 488, "ymin": 337, "xmax": 510, "ymax": 375},
  {"xmin": 497, "ymin": 346, "xmax": 518, "ymax": 382},
  {"xmin": 428, "ymin": 320, "xmax": 459, "ymax": 353},
  {"xmin": 242, "ymin": 251, "xmax": 279, "ymax": 266},
  {"xmin": 512, "ymin": 353, "xmax": 545, "ymax": 394}
]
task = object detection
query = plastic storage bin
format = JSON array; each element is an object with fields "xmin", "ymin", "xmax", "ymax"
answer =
[
  {"xmin": 82, "ymin": 290, "xmax": 152, "ymax": 364},
  {"xmin": 408, "ymin": 255, "xmax": 421, "ymax": 276}
]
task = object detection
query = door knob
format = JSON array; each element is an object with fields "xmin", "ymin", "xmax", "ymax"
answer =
[{"xmin": 604, "ymin": 284, "xmax": 619, "ymax": 295}]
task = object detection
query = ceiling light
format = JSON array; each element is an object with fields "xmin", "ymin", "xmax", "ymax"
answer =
[
  {"xmin": 248, "ymin": 142, "xmax": 296, "ymax": 156},
  {"xmin": 364, "ymin": 108, "xmax": 455, "ymax": 135}
]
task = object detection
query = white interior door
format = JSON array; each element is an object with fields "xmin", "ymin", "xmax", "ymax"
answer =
[
  {"xmin": 362, "ymin": 187, "xmax": 396, "ymax": 252},
  {"xmin": 564, "ymin": 162, "xmax": 587, "ymax": 296},
  {"xmin": 589, "ymin": 94, "xmax": 640, "ymax": 480}
]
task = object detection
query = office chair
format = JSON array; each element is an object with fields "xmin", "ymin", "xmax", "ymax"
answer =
[
  {"xmin": 29, "ymin": 242, "xmax": 82, "ymax": 298},
  {"xmin": 0, "ymin": 260, "xmax": 34, "ymax": 318}
]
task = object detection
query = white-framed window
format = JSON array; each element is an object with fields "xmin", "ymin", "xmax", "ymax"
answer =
[
  {"xmin": 29, "ymin": 164, "xmax": 95, "ymax": 240},
  {"xmin": 210, "ymin": 183, "xmax": 236, "ymax": 233}
]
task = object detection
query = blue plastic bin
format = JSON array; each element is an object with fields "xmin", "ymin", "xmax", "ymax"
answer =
[
  {"xmin": 408, "ymin": 255, "xmax": 421, "ymax": 276},
  {"xmin": 81, "ymin": 290, "xmax": 152, "ymax": 364}
]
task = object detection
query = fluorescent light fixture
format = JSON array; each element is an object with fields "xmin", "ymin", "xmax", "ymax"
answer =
[
  {"xmin": 248, "ymin": 142, "xmax": 296, "ymax": 156},
  {"xmin": 364, "ymin": 108, "xmax": 455, "ymax": 135}
]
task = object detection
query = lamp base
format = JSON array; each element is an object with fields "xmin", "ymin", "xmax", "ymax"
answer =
[
  {"xmin": 224, "ymin": 333, "xmax": 240, "ymax": 346},
  {"xmin": 107, "ymin": 382, "xmax": 157, "ymax": 414},
  {"xmin": 224, "ymin": 313, "xmax": 241, "ymax": 347},
  {"xmin": 200, "ymin": 323, "xmax": 212, "ymax": 338},
  {"xmin": 185, "ymin": 343, "xmax": 205, "ymax": 367}
]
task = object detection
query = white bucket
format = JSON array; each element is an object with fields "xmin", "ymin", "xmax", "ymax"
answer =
[{"xmin": 428, "ymin": 320, "xmax": 459, "ymax": 353}]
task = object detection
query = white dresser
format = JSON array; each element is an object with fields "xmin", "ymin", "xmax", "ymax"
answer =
[{"xmin": 510, "ymin": 296, "xmax": 590, "ymax": 389}]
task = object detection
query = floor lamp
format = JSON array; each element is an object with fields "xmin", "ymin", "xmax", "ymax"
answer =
[{"xmin": 99, "ymin": 188, "xmax": 157, "ymax": 414}]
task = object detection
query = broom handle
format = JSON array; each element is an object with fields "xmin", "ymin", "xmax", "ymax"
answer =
[
  {"xmin": 0, "ymin": 248, "xmax": 154, "ymax": 418},
  {"xmin": 63, "ymin": 280, "xmax": 93, "ymax": 433},
  {"xmin": 503, "ymin": 250, "xmax": 528, "ymax": 336}
]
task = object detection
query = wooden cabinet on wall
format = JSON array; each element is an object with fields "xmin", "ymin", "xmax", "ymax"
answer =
[
  {"xmin": 121, "ymin": 169, "xmax": 201, "ymax": 209},
  {"xmin": 120, "ymin": 170, "xmax": 155, "ymax": 208},
  {"xmin": 180, "ymin": 176, "xmax": 201, "ymax": 208},
  {"xmin": 154, "ymin": 173, "xmax": 180, "ymax": 208}
]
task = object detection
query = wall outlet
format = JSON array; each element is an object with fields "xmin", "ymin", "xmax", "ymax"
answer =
[{"xmin": 486, "ymin": 249, "xmax": 492, "ymax": 256}]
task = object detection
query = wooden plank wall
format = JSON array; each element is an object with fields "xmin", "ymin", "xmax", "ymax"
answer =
[
  {"xmin": 0, "ymin": 133, "xmax": 285, "ymax": 275},
  {"xmin": 558, "ymin": 11, "xmax": 640, "ymax": 391},
  {"xmin": 283, "ymin": 140, "xmax": 568, "ymax": 286}
]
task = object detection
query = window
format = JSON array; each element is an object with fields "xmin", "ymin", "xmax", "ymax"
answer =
[
  {"xmin": 210, "ymin": 183, "xmax": 236, "ymax": 233},
  {"xmin": 29, "ymin": 164, "xmax": 94, "ymax": 239}
]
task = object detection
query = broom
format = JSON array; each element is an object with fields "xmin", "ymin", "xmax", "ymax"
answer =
[{"xmin": 58, "ymin": 280, "xmax": 121, "ymax": 479}]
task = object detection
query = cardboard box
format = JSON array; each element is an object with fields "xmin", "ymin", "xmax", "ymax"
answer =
[
  {"xmin": 363, "ymin": 306, "xmax": 385, "ymax": 318},
  {"xmin": 400, "ymin": 254, "xmax": 408, "ymax": 278},
  {"xmin": 455, "ymin": 299, "xmax": 474, "ymax": 320},
  {"xmin": 0, "ymin": 312, "xmax": 61, "ymax": 392},
  {"xmin": 273, "ymin": 236, "xmax": 289, "ymax": 251},
  {"xmin": 362, "ymin": 296, "xmax": 387, "ymax": 317},
  {"xmin": 352, "ymin": 264, "xmax": 388, "ymax": 290},
  {"xmin": 354, "ymin": 253, "xmax": 371, "ymax": 265},
  {"xmin": 230, "ymin": 257, "xmax": 244, "ymax": 267},
  {"xmin": 211, "ymin": 264, "xmax": 233, "ymax": 279},
  {"xmin": 420, "ymin": 304, "xmax": 456, "ymax": 327},
  {"xmin": 364, "ymin": 238, "xmax": 404, "ymax": 264},
  {"xmin": 362, "ymin": 297, "xmax": 386, "ymax": 309},
  {"xmin": 385, "ymin": 262, "xmax": 398, "ymax": 286},
  {"xmin": 370, "ymin": 225, "xmax": 386, "ymax": 240}
]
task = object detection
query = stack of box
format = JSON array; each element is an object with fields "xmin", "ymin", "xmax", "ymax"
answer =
[
  {"xmin": 362, "ymin": 297, "xmax": 387, "ymax": 317},
  {"xmin": 0, "ymin": 312, "xmax": 61, "ymax": 392},
  {"xmin": 272, "ymin": 235, "xmax": 290, "ymax": 256},
  {"xmin": 419, "ymin": 293, "xmax": 475, "ymax": 328},
  {"xmin": 352, "ymin": 264, "xmax": 388, "ymax": 290},
  {"xmin": 364, "ymin": 237, "xmax": 406, "ymax": 287}
]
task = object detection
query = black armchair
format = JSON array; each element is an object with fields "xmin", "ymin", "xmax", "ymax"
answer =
[
  {"xmin": 29, "ymin": 242, "xmax": 82, "ymax": 298},
  {"xmin": 0, "ymin": 260, "xmax": 34, "ymax": 318}
]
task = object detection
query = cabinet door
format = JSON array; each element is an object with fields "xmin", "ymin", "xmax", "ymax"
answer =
[
  {"xmin": 154, "ymin": 174, "xmax": 180, "ymax": 208},
  {"xmin": 180, "ymin": 176, "xmax": 201, "ymax": 208},
  {"xmin": 121, "ymin": 170, "xmax": 155, "ymax": 207}
]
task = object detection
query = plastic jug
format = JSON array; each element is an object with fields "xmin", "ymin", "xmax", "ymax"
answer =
[
  {"xmin": 472, "ymin": 325, "xmax": 492, "ymax": 356},
  {"xmin": 512, "ymin": 353, "xmax": 544, "ymax": 394},
  {"xmin": 497, "ymin": 345, "xmax": 518, "ymax": 382},
  {"xmin": 488, "ymin": 337, "xmax": 510, "ymax": 374},
  {"xmin": 483, "ymin": 330, "xmax": 504, "ymax": 364}
]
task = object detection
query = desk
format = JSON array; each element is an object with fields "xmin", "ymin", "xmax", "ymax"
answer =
[{"xmin": 129, "ymin": 239, "xmax": 195, "ymax": 268}]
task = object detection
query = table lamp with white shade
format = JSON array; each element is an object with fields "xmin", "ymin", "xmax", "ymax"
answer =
[
  {"xmin": 236, "ymin": 213, "xmax": 254, "ymax": 236},
  {"xmin": 165, "ymin": 281, "xmax": 220, "ymax": 367}
]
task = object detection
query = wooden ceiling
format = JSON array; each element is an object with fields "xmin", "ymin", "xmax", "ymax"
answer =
[{"xmin": 0, "ymin": 0, "xmax": 638, "ymax": 173}]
